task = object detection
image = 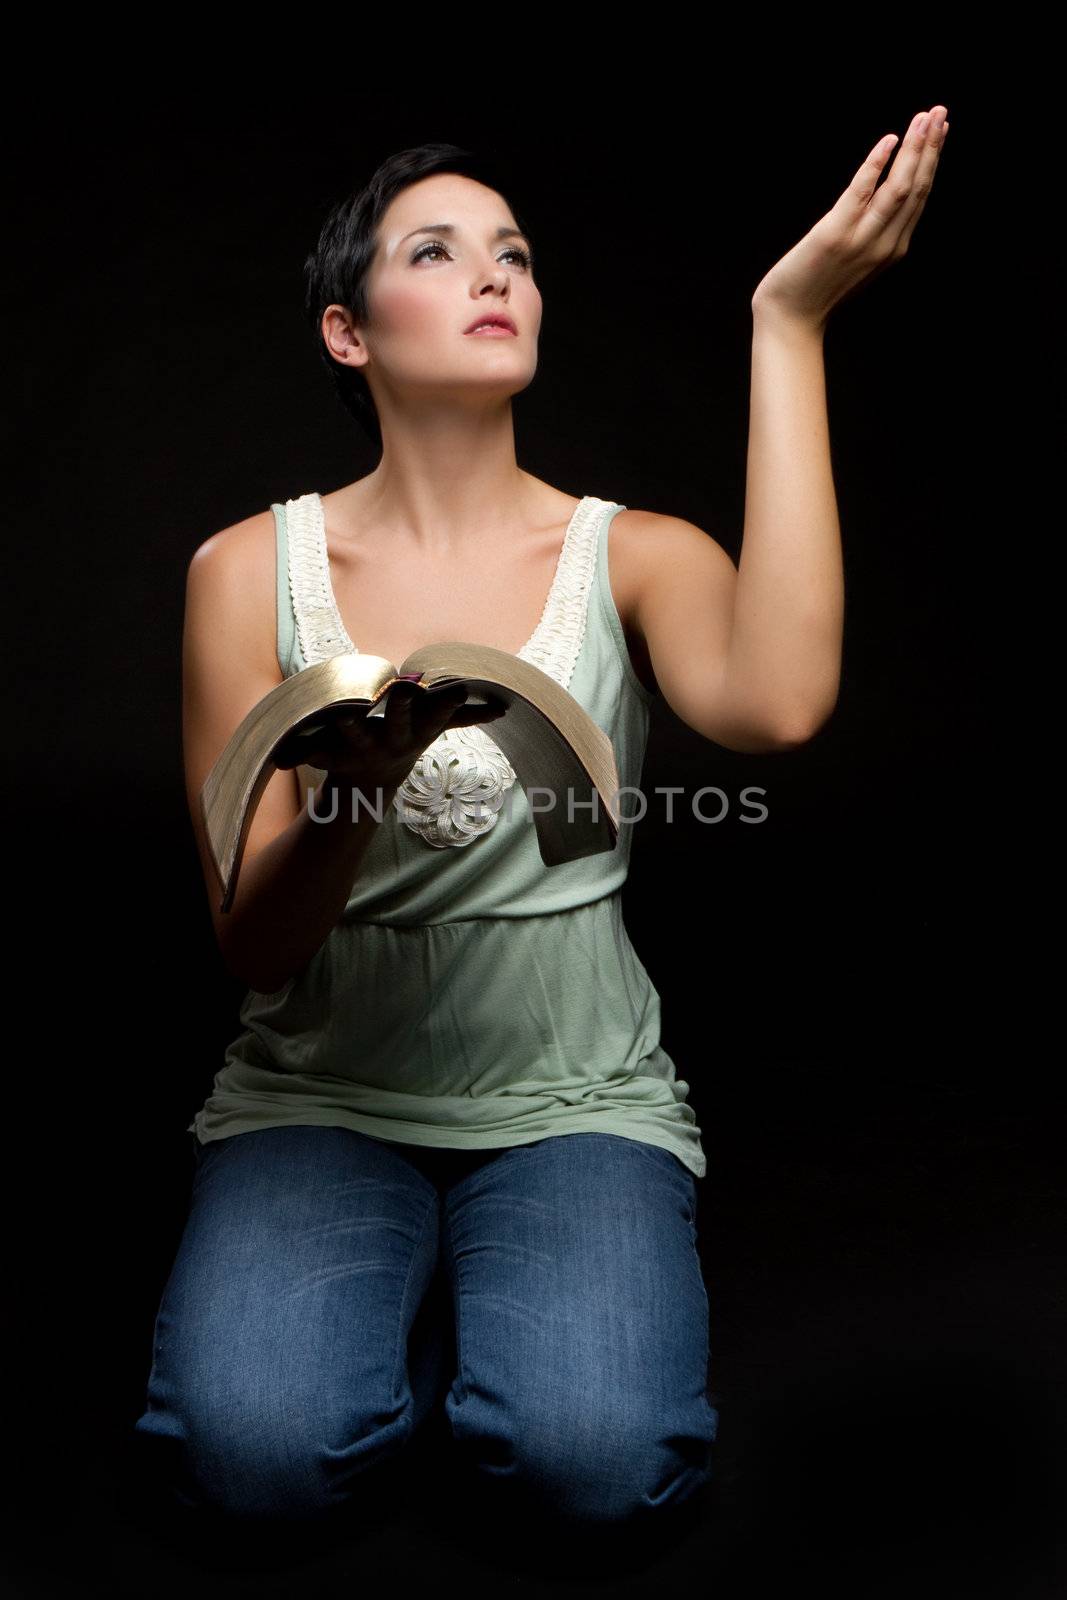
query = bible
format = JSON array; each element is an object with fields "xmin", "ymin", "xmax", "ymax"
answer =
[{"xmin": 201, "ymin": 642, "xmax": 622, "ymax": 914}]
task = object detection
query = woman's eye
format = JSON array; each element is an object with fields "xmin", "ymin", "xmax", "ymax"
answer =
[
  {"xmin": 411, "ymin": 242, "xmax": 450, "ymax": 263},
  {"xmin": 411, "ymin": 241, "xmax": 533, "ymax": 270}
]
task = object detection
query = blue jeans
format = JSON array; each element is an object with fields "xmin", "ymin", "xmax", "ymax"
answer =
[{"xmin": 132, "ymin": 1125, "xmax": 719, "ymax": 1535}]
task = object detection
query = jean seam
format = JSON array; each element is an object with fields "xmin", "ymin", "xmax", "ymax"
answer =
[
  {"xmin": 601, "ymin": 1134, "xmax": 697, "ymax": 1225},
  {"xmin": 389, "ymin": 1182, "xmax": 440, "ymax": 1430},
  {"xmin": 596, "ymin": 1131, "xmax": 689, "ymax": 1178},
  {"xmin": 440, "ymin": 1188, "xmax": 467, "ymax": 1415}
]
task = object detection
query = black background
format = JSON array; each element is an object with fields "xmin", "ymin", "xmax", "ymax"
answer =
[{"xmin": 5, "ymin": 43, "xmax": 1059, "ymax": 1600}]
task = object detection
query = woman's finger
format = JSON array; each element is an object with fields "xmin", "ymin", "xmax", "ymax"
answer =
[
  {"xmin": 412, "ymin": 683, "xmax": 467, "ymax": 717},
  {"xmin": 444, "ymin": 699, "xmax": 506, "ymax": 728},
  {"xmin": 382, "ymin": 681, "xmax": 420, "ymax": 733},
  {"xmin": 857, "ymin": 107, "xmax": 947, "ymax": 254},
  {"xmin": 894, "ymin": 112, "xmax": 947, "ymax": 255}
]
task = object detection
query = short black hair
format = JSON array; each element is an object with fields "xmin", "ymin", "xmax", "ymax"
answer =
[{"xmin": 302, "ymin": 143, "xmax": 532, "ymax": 450}]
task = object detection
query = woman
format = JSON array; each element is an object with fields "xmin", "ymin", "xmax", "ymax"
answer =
[{"xmin": 133, "ymin": 121, "xmax": 948, "ymax": 1548}]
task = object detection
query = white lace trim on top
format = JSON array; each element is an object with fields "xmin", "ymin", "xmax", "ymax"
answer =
[
  {"xmin": 285, "ymin": 493, "xmax": 358, "ymax": 663},
  {"xmin": 284, "ymin": 492, "xmax": 611, "ymax": 850}
]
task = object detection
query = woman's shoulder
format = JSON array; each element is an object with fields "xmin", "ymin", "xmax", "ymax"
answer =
[
  {"xmin": 596, "ymin": 504, "xmax": 680, "ymax": 627},
  {"xmin": 607, "ymin": 505, "xmax": 728, "ymax": 601},
  {"xmin": 596, "ymin": 505, "xmax": 732, "ymax": 701},
  {"xmin": 189, "ymin": 503, "xmax": 278, "ymax": 571},
  {"xmin": 185, "ymin": 505, "xmax": 279, "ymax": 670}
]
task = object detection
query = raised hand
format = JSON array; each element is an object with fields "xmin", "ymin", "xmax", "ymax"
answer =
[{"xmin": 751, "ymin": 106, "xmax": 949, "ymax": 333}]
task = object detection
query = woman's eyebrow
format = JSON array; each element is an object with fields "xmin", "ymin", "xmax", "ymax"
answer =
[{"xmin": 398, "ymin": 223, "xmax": 531, "ymax": 248}]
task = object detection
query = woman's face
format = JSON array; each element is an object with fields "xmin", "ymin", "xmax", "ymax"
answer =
[{"xmin": 341, "ymin": 172, "xmax": 541, "ymax": 407}]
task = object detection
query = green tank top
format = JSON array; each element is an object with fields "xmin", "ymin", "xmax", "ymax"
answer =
[{"xmin": 188, "ymin": 491, "xmax": 705, "ymax": 1178}]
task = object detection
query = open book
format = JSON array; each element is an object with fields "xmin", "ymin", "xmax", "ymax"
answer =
[{"xmin": 201, "ymin": 643, "xmax": 622, "ymax": 913}]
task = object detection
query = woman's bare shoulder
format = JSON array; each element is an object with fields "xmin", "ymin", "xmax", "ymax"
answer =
[
  {"xmin": 185, "ymin": 506, "xmax": 279, "ymax": 674},
  {"xmin": 189, "ymin": 504, "xmax": 275, "ymax": 570},
  {"xmin": 600, "ymin": 506, "xmax": 672, "ymax": 628},
  {"xmin": 606, "ymin": 505, "xmax": 730, "ymax": 610}
]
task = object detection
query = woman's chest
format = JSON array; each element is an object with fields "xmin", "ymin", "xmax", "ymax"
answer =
[
  {"xmin": 299, "ymin": 492, "xmax": 654, "ymax": 695},
  {"xmin": 325, "ymin": 542, "xmax": 568, "ymax": 667}
]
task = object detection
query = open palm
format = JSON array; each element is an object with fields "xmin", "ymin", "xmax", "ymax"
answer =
[{"xmin": 752, "ymin": 105, "xmax": 950, "ymax": 332}]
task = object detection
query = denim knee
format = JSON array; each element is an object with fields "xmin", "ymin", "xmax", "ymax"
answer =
[
  {"xmin": 451, "ymin": 1390, "xmax": 717, "ymax": 1528},
  {"xmin": 136, "ymin": 1390, "xmax": 414, "ymax": 1525}
]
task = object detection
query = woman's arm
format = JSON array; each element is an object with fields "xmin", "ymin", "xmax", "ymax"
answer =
[
  {"xmin": 620, "ymin": 106, "xmax": 948, "ymax": 752},
  {"xmin": 726, "ymin": 306, "xmax": 841, "ymax": 745},
  {"xmin": 190, "ymin": 767, "xmax": 404, "ymax": 996},
  {"xmin": 181, "ymin": 516, "xmax": 389, "ymax": 993},
  {"xmin": 182, "ymin": 515, "xmax": 491, "ymax": 994},
  {"xmin": 617, "ymin": 310, "xmax": 840, "ymax": 753}
]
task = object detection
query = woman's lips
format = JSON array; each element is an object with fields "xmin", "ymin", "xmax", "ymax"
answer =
[{"xmin": 464, "ymin": 325, "xmax": 517, "ymax": 336}]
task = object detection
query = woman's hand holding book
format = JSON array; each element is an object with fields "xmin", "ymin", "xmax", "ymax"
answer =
[{"xmin": 273, "ymin": 680, "xmax": 506, "ymax": 793}]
